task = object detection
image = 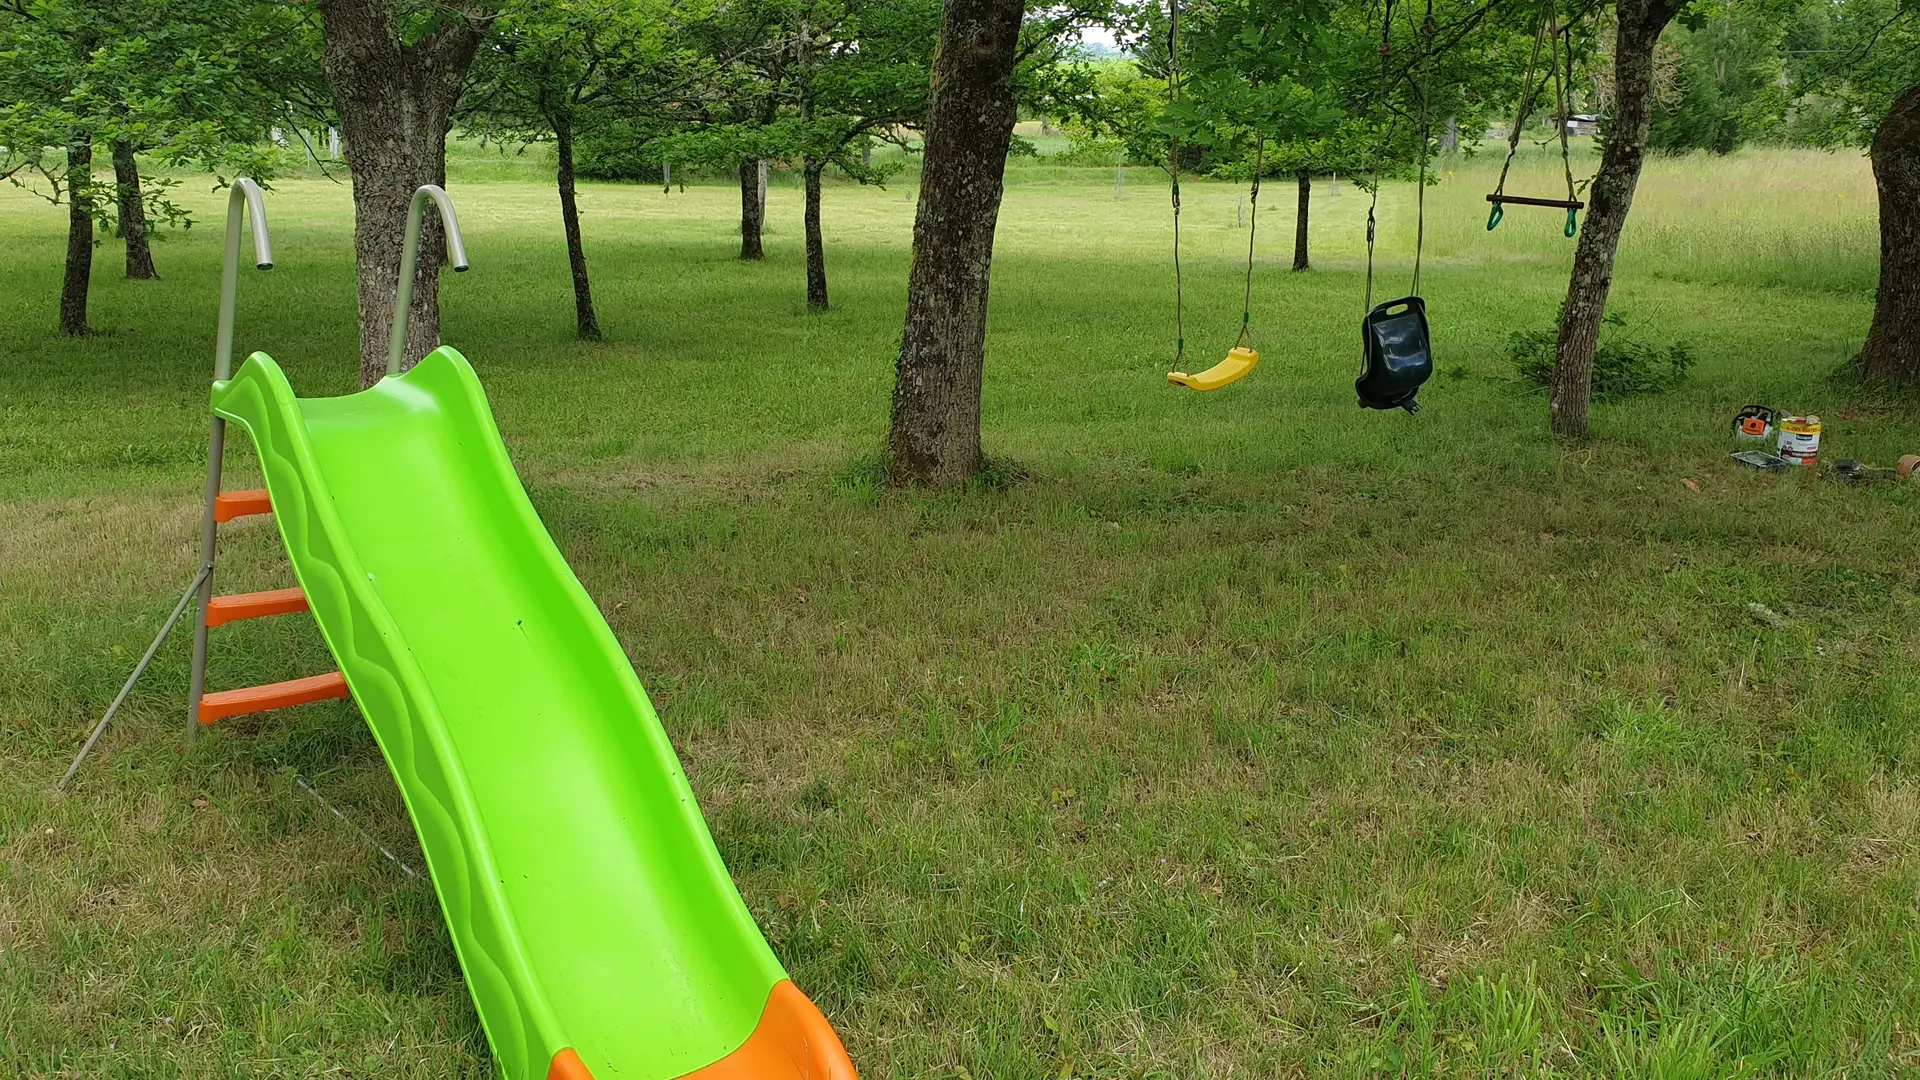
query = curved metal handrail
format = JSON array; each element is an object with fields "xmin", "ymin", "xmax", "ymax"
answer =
[
  {"xmin": 215, "ymin": 178, "xmax": 273, "ymax": 381},
  {"xmin": 193, "ymin": 177, "xmax": 272, "ymax": 745},
  {"xmin": 388, "ymin": 184, "xmax": 470, "ymax": 378}
]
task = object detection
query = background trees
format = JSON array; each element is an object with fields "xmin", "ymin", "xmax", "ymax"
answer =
[
  {"xmin": 1537, "ymin": 0, "xmax": 1697, "ymax": 437},
  {"xmin": 885, "ymin": 0, "xmax": 1107, "ymax": 485},
  {"xmin": 1859, "ymin": 78, "xmax": 1920, "ymax": 384},
  {"xmin": 468, "ymin": 0, "xmax": 708, "ymax": 340},
  {"xmin": 1783, "ymin": 0, "xmax": 1920, "ymax": 385},
  {"xmin": 631, "ymin": 0, "xmax": 936, "ymax": 309},
  {"xmin": 885, "ymin": 0, "xmax": 1033, "ymax": 486},
  {"xmin": 313, "ymin": 0, "xmax": 496, "ymax": 386},
  {"xmin": 1155, "ymin": 0, "xmax": 1346, "ymax": 271},
  {"xmin": 6, "ymin": 0, "xmax": 1915, "ymax": 429},
  {"xmin": 786, "ymin": 0, "xmax": 937, "ymax": 309},
  {"xmin": 1648, "ymin": 0, "xmax": 1792, "ymax": 153},
  {"xmin": 1113, "ymin": 0, "xmax": 1514, "ymax": 276},
  {"xmin": 0, "ymin": 0, "xmax": 293, "ymax": 334}
]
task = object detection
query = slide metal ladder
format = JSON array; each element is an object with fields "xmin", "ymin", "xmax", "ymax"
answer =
[{"xmin": 60, "ymin": 182, "xmax": 468, "ymax": 785}]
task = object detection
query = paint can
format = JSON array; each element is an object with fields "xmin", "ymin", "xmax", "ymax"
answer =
[{"xmin": 1776, "ymin": 415, "xmax": 1821, "ymax": 468}]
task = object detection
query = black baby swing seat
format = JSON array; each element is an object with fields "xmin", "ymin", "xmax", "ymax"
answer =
[{"xmin": 1357, "ymin": 295, "xmax": 1432, "ymax": 414}]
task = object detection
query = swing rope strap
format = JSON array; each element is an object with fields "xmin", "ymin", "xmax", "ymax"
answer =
[
  {"xmin": 1238, "ymin": 132, "xmax": 1263, "ymax": 349},
  {"xmin": 1487, "ymin": 0, "xmax": 1553, "ymax": 230},
  {"xmin": 1489, "ymin": 0, "xmax": 1583, "ymax": 233},
  {"xmin": 1366, "ymin": 0, "xmax": 1395, "ymax": 314},
  {"xmin": 1235, "ymin": 21, "xmax": 1274, "ymax": 351},
  {"xmin": 1548, "ymin": 0, "xmax": 1580, "ymax": 235},
  {"xmin": 1169, "ymin": 0, "xmax": 1185, "ymax": 364},
  {"xmin": 1412, "ymin": 0, "xmax": 1433, "ymax": 297},
  {"xmin": 1366, "ymin": 0, "xmax": 1432, "ymax": 304},
  {"xmin": 1489, "ymin": 4, "xmax": 1548, "ymax": 204}
]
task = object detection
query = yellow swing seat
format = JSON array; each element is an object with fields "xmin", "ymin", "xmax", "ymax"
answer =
[{"xmin": 1168, "ymin": 347, "xmax": 1259, "ymax": 391}]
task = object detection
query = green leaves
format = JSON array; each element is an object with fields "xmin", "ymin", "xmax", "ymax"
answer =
[
  {"xmin": 1100, "ymin": 0, "xmax": 1452, "ymax": 178},
  {"xmin": 468, "ymin": 0, "xmax": 939, "ymax": 184},
  {"xmin": 1780, "ymin": 0, "xmax": 1920, "ymax": 149},
  {"xmin": 0, "ymin": 0, "xmax": 302, "ymax": 221},
  {"xmin": 1506, "ymin": 308, "xmax": 1698, "ymax": 401}
]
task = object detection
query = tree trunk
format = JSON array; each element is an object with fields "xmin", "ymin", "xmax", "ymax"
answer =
[
  {"xmin": 60, "ymin": 135, "xmax": 94, "ymax": 336},
  {"xmin": 113, "ymin": 141, "xmax": 157, "ymax": 280},
  {"xmin": 1441, "ymin": 116, "xmax": 1459, "ymax": 153},
  {"xmin": 553, "ymin": 116, "xmax": 602, "ymax": 341},
  {"xmin": 739, "ymin": 158, "xmax": 765, "ymax": 259},
  {"xmin": 885, "ymin": 0, "xmax": 1025, "ymax": 488},
  {"xmin": 804, "ymin": 157, "xmax": 828, "ymax": 310},
  {"xmin": 315, "ymin": 0, "xmax": 487, "ymax": 387},
  {"xmin": 1860, "ymin": 84, "xmax": 1920, "ymax": 384},
  {"xmin": 1548, "ymin": 0, "xmax": 1681, "ymax": 437},
  {"xmin": 1292, "ymin": 170, "xmax": 1311, "ymax": 271}
]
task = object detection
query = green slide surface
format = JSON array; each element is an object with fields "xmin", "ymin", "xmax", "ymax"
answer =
[{"xmin": 211, "ymin": 347, "xmax": 786, "ymax": 1079}]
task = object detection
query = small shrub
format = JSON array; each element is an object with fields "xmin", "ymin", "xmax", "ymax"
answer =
[
  {"xmin": 969, "ymin": 455, "xmax": 1029, "ymax": 492},
  {"xmin": 828, "ymin": 451, "xmax": 889, "ymax": 502},
  {"xmin": 1505, "ymin": 309, "xmax": 1696, "ymax": 400},
  {"xmin": 1053, "ymin": 134, "xmax": 1128, "ymax": 166}
]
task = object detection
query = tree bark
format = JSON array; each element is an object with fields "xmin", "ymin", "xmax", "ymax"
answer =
[
  {"xmin": 804, "ymin": 157, "xmax": 828, "ymax": 310},
  {"xmin": 1860, "ymin": 84, "xmax": 1920, "ymax": 384},
  {"xmin": 60, "ymin": 135, "xmax": 94, "ymax": 336},
  {"xmin": 315, "ymin": 0, "xmax": 487, "ymax": 387},
  {"xmin": 1548, "ymin": 0, "xmax": 1682, "ymax": 437},
  {"xmin": 113, "ymin": 141, "xmax": 157, "ymax": 280},
  {"xmin": 885, "ymin": 0, "xmax": 1025, "ymax": 488},
  {"xmin": 553, "ymin": 115, "xmax": 601, "ymax": 341},
  {"xmin": 1292, "ymin": 169, "xmax": 1311, "ymax": 271},
  {"xmin": 739, "ymin": 158, "xmax": 765, "ymax": 259}
]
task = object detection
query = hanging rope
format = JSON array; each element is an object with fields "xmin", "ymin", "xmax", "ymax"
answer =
[
  {"xmin": 1488, "ymin": 0, "xmax": 1582, "ymax": 235},
  {"xmin": 1365, "ymin": 0, "xmax": 1394, "ymax": 314},
  {"xmin": 1412, "ymin": 0, "xmax": 1433, "ymax": 297},
  {"xmin": 1549, "ymin": 0, "xmax": 1580, "ymax": 236},
  {"xmin": 1168, "ymin": 0, "xmax": 1185, "ymax": 367},
  {"xmin": 1236, "ymin": 22, "xmax": 1274, "ymax": 351},
  {"xmin": 1487, "ymin": 5, "xmax": 1547, "ymax": 227},
  {"xmin": 1365, "ymin": 0, "xmax": 1435, "ymax": 306},
  {"xmin": 1356, "ymin": 0, "xmax": 1437, "ymax": 415},
  {"xmin": 1237, "ymin": 133, "xmax": 1264, "ymax": 350}
]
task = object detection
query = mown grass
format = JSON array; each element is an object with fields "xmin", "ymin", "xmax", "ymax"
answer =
[{"xmin": 2, "ymin": 142, "xmax": 1916, "ymax": 1078}]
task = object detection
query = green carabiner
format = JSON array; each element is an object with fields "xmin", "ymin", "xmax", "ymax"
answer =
[
  {"xmin": 1487, "ymin": 201, "xmax": 1504, "ymax": 231},
  {"xmin": 1564, "ymin": 206, "xmax": 1579, "ymax": 238}
]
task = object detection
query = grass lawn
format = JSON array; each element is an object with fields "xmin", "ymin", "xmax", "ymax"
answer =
[{"xmin": 2, "ymin": 142, "xmax": 1917, "ymax": 1077}]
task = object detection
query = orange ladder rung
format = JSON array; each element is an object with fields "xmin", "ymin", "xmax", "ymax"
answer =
[
  {"xmin": 198, "ymin": 671, "xmax": 349, "ymax": 724},
  {"xmin": 205, "ymin": 586, "xmax": 309, "ymax": 628},
  {"xmin": 213, "ymin": 488, "xmax": 273, "ymax": 523}
]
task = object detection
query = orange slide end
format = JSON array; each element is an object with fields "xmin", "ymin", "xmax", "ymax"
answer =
[
  {"xmin": 549, "ymin": 1048, "xmax": 594, "ymax": 1080},
  {"xmin": 549, "ymin": 981, "xmax": 858, "ymax": 1080},
  {"xmin": 197, "ymin": 671, "xmax": 350, "ymax": 724},
  {"xmin": 205, "ymin": 586, "xmax": 310, "ymax": 628},
  {"xmin": 213, "ymin": 488, "xmax": 274, "ymax": 522},
  {"xmin": 682, "ymin": 980, "xmax": 859, "ymax": 1080}
]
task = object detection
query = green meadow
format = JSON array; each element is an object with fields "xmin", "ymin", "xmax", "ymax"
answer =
[{"xmin": 3, "ymin": 140, "xmax": 1917, "ymax": 1077}]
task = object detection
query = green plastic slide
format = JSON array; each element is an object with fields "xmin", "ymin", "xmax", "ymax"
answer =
[{"xmin": 211, "ymin": 347, "xmax": 854, "ymax": 1080}]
